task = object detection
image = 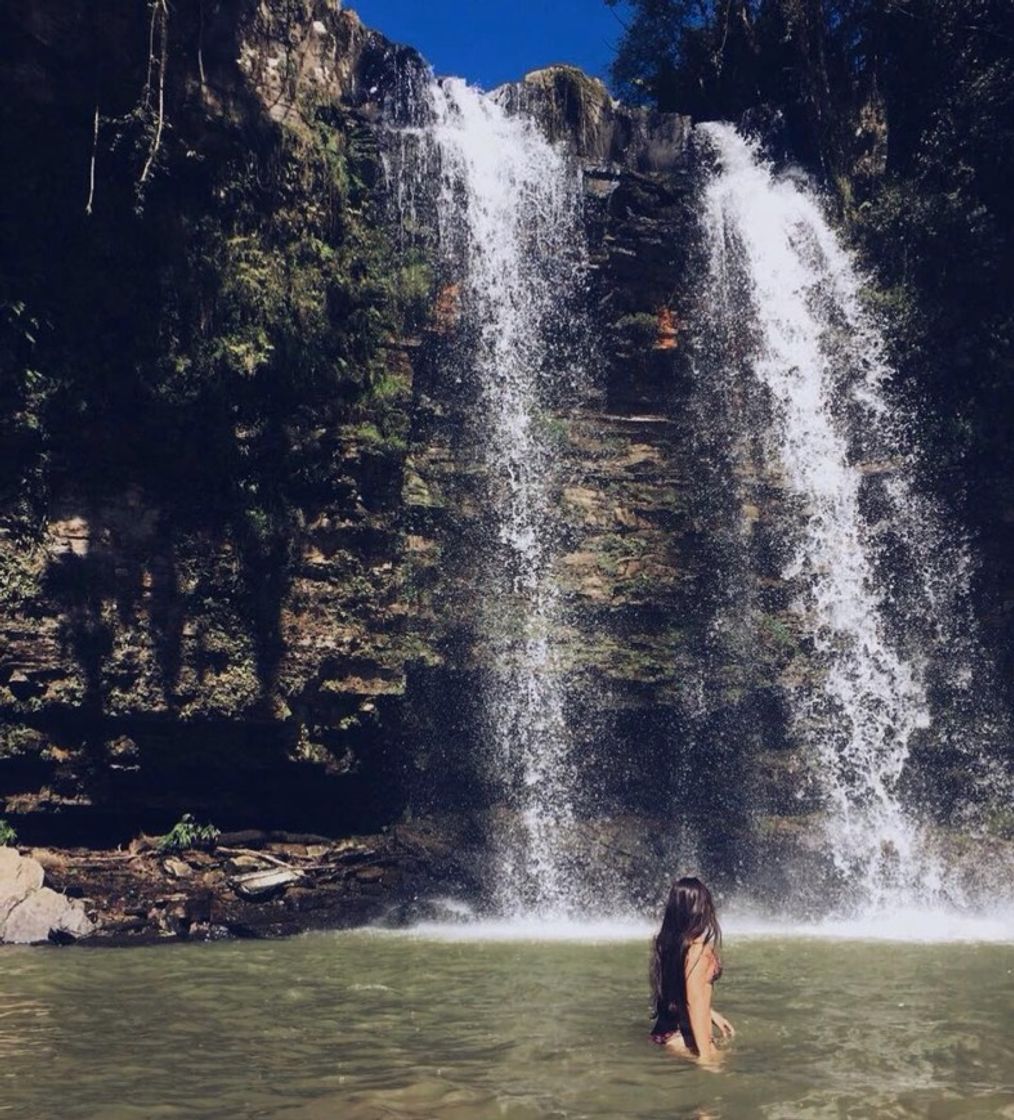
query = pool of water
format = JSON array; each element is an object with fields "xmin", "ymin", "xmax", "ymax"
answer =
[{"xmin": 2, "ymin": 925, "xmax": 1012, "ymax": 1120}]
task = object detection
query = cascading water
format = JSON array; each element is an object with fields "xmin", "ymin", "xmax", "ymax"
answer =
[
  {"xmin": 695, "ymin": 122, "xmax": 1007, "ymax": 914},
  {"xmin": 395, "ymin": 79, "xmax": 589, "ymax": 915},
  {"xmin": 384, "ymin": 69, "xmax": 1009, "ymax": 929}
]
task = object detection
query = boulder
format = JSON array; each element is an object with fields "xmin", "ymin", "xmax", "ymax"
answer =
[
  {"xmin": 497, "ymin": 65, "xmax": 692, "ymax": 173},
  {"xmin": 4, "ymin": 887, "xmax": 94, "ymax": 944},
  {"xmin": 0, "ymin": 848, "xmax": 93, "ymax": 943},
  {"xmin": 0, "ymin": 846, "xmax": 44, "ymax": 926}
]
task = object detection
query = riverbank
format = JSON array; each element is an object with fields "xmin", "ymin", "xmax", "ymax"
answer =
[
  {"xmin": 0, "ymin": 819, "xmax": 482, "ymax": 945},
  {"xmin": 4, "ymin": 808, "xmax": 1012, "ymax": 945}
]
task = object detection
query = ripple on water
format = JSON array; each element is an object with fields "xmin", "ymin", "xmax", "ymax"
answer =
[{"xmin": 1, "ymin": 932, "xmax": 1011, "ymax": 1120}]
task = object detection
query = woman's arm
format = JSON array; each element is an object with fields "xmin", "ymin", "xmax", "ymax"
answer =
[{"xmin": 685, "ymin": 944, "xmax": 719, "ymax": 1063}]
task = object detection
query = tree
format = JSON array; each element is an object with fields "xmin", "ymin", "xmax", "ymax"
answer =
[{"xmin": 606, "ymin": 0, "xmax": 849, "ymax": 173}]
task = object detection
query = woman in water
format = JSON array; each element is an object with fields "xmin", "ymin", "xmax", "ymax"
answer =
[{"xmin": 650, "ymin": 876, "xmax": 734, "ymax": 1065}]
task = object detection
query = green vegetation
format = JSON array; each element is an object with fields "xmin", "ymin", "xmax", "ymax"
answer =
[
  {"xmin": 613, "ymin": 312, "xmax": 659, "ymax": 348},
  {"xmin": 757, "ymin": 613, "xmax": 796, "ymax": 652},
  {"xmin": 1, "ymin": 39, "xmax": 431, "ymax": 581},
  {"xmin": 0, "ymin": 818, "xmax": 17, "ymax": 847},
  {"xmin": 392, "ymin": 256, "xmax": 434, "ymax": 332},
  {"xmin": 0, "ymin": 14, "xmax": 438, "ymax": 711},
  {"xmin": 345, "ymin": 420, "xmax": 408, "ymax": 456},
  {"xmin": 0, "ymin": 297, "xmax": 53, "ymax": 551},
  {"xmin": 142, "ymin": 106, "xmax": 419, "ymax": 540},
  {"xmin": 156, "ymin": 813, "xmax": 220, "ymax": 853},
  {"xmin": 0, "ymin": 725, "xmax": 45, "ymax": 761},
  {"xmin": 0, "ymin": 548, "xmax": 42, "ymax": 609},
  {"xmin": 530, "ymin": 411, "xmax": 570, "ymax": 449}
]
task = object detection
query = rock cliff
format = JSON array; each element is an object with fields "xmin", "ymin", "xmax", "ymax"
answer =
[
  {"xmin": 1, "ymin": 5, "xmax": 740, "ymax": 862},
  {"xmin": 0, "ymin": 2, "xmax": 1008, "ymax": 937},
  {"xmin": 0, "ymin": 1, "xmax": 435, "ymax": 850}
]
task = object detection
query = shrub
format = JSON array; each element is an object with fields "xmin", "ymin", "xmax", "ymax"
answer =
[{"xmin": 156, "ymin": 813, "xmax": 220, "ymax": 853}]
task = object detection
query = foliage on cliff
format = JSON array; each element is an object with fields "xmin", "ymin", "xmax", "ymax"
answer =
[
  {"xmin": 0, "ymin": 4, "xmax": 434, "ymax": 847},
  {"xmin": 0, "ymin": 3, "xmax": 432, "ymax": 704},
  {"xmin": 2, "ymin": 104, "xmax": 410, "ymax": 544}
]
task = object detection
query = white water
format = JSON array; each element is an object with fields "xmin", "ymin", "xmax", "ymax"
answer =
[
  {"xmin": 377, "ymin": 906, "xmax": 1014, "ymax": 944},
  {"xmin": 385, "ymin": 86, "xmax": 1009, "ymax": 931},
  {"xmin": 696, "ymin": 123, "xmax": 1006, "ymax": 914},
  {"xmin": 416, "ymin": 79, "xmax": 589, "ymax": 914}
]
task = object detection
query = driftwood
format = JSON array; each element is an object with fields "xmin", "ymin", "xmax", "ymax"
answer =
[
  {"xmin": 217, "ymin": 846, "xmax": 299, "ymax": 870},
  {"xmin": 64, "ymin": 852, "xmax": 145, "ymax": 864}
]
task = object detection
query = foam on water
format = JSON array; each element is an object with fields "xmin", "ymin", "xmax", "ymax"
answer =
[
  {"xmin": 722, "ymin": 906, "xmax": 1014, "ymax": 943},
  {"xmin": 379, "ymin": 908, "xmax": 1013, "ymax": 944},
  {"xmin": 368, "ymin": 895, "xmax": 1013, "ymax": 945}
]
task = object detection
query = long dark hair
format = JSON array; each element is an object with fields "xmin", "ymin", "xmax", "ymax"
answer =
[{"xmin": 651, "ymin": 877, "xmax": 722, "ymax": 1018}]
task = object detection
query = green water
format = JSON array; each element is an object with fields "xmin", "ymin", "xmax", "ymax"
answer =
[{"xmin": 2, "ymin": 931, "xmax": 1012, "ymax": 1120}]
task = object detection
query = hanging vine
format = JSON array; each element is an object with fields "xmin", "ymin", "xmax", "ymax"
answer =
[
  {"xmin": 84, "ymin": 104, "xmax": 99, "ymax": 215},
  {"xmin": 138, "ymin": 0, "xmax": 170, "ymax": 194}
]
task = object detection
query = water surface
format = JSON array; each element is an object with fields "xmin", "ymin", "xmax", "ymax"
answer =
[{"xmin": 2, "ymin": 930, "xmax": 1011, "ymax": 1119}]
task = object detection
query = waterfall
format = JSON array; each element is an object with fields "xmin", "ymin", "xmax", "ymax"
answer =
[
  {"xmin": 385, "ymin": 75, "xmax": 1009, "ymax": 925},
  {"xmin": 396, "ymin": 79, "xmax": 589, "ymax": 915},
  {"xmin": 695, "ymin": 122, "xmax": 1007, "ymax": 913}
]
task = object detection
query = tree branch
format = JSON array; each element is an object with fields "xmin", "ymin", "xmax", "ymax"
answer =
[{"xmin": 85, "ymin": 104, "xmax": 99, "ymax": 215}]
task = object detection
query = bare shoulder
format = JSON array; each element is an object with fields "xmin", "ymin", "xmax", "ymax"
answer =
[{"xmin": 684, "ymin": 939, "xmax": 714, "ymax": 968}]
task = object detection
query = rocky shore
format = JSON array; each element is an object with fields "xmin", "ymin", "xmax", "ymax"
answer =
[
  {"xmin": 3, "ymin": 808, "xmax": 1011, "ymax": 944},
  {"xmin": 0, "ymin": 810, "xmax": 700, "ymax": 944},
  {"xmin": 0, "ymin": 819, "xmax": 479, "ymax": 945}
]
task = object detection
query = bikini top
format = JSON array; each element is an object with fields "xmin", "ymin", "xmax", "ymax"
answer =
[{"xmin": 697, "ymin": 945, "xmax": 722, "ymax": 984}]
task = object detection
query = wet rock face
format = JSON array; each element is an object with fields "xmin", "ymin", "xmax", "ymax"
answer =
[
  {"xmin": 401, "ymin": 83, "xmax": 776, "ymax": 849},
  {"xmin": 497, "ymin": 66, "xmax": 692, "ymax": 174},
  {"xmin": 0, "ymin": 0, "xmax": 796, "ymax": 876}
]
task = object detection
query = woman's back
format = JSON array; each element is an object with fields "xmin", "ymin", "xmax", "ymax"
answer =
[
  {"xmin": 651, "ymin": 939, "xmax": 721, "ymax": 1038},
  {"xmin": 649, "ymin": 878, "xmax": 730, "ymax": 1063}
]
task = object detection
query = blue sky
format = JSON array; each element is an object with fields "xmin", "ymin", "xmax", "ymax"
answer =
[{"xmin": 348, "ymin": 1, "xmax": 627, "ymax": 90}]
